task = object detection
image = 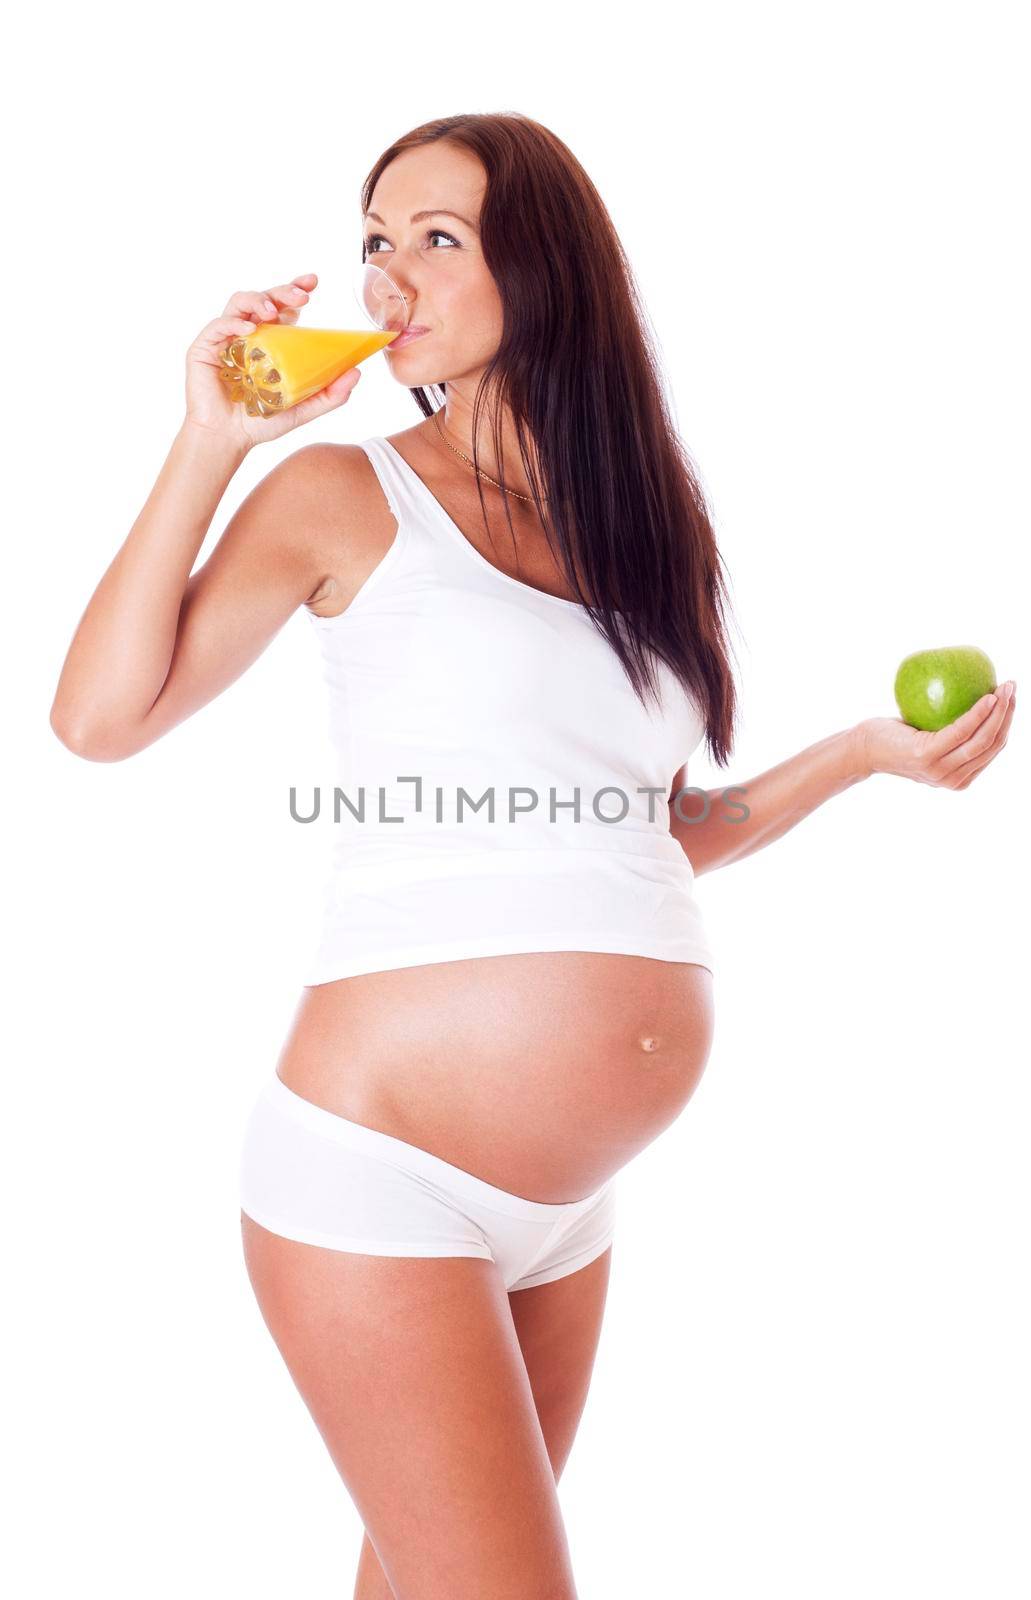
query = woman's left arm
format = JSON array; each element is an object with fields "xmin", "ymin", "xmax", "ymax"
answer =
[{"xmin": 672, "ymin": 680, "xmax": 1017, "ymax": 877}]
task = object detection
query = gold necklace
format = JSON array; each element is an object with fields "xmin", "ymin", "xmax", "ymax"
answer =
[{"xmin": 431, "ymin": 409, "xmax": 546, "ymax": 504}]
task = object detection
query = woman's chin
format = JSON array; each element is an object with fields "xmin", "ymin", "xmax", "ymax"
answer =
[{"xmin": 388, "ymin": 359, "xmax": 446, "ymax": 385}]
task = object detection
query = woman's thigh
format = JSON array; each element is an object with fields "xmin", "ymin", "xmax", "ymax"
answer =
[
  {"xmin": 241, "ymin": 1212, "xmax": 580, "ymax": 1600},
  {"xmin": 509, "ymin": 1244, "xmax": 613, "ymax": 1480}
]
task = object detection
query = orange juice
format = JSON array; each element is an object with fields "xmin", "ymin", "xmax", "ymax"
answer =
[{"xmin": 218, "ymin": 324, "xmax": 399, "ymax": 416}]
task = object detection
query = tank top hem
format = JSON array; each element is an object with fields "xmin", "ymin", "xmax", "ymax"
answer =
[{"xmin": 302, "ymin": 929, "xmax": 715, "ymax": 987}]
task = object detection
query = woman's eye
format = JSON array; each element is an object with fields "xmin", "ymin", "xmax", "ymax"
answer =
[{"xmin": 364, "ymin": 228, "xmax": 459, "ymax": 254}]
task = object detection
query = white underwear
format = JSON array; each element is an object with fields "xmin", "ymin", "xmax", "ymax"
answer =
[{"xmin": 239, "ymin": 1072, "xmax": 616, "ymax": 1293}]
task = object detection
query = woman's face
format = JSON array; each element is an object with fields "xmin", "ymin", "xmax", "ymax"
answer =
[{"xmin": 363, "ymin": 143, "xmax": 502, "ymax": 388}]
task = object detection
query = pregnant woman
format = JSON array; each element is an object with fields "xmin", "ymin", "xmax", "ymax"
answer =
[{"xmin": 50, "ymin": 114, "xmax": 1016, "ymax": 1600}]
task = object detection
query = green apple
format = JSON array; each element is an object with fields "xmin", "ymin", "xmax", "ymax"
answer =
[{"xmin": 894, "ymin": 645, "xmax": 997, "ymax": 732}]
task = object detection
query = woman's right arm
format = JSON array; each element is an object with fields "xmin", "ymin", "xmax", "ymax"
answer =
[{"xmin": 49, "ymin": 272, "xmax": 363, "ymax": 762}]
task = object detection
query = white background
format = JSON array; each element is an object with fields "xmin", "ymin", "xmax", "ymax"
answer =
[{"xmin": 7, "ymin": 1, "xmax": 1028, "ymax": 1594}]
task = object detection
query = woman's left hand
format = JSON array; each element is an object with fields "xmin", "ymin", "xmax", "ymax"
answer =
[{"xmin": 856, "ymin": 680, "xmax": 1016, "ymax": 787}]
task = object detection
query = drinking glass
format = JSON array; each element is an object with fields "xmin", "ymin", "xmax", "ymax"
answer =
[{"xmin": 352, "ymin": 260, "xmax": 410, "ymax": 336}]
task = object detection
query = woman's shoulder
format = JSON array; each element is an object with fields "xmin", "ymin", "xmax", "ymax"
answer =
[{"xmin": 287, "ymin": 441, "xmax": 402, "ymax": 621}]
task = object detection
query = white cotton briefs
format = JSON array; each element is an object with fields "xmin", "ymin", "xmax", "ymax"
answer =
[{"xmin": 300, "ymin": 435, "xmax": 715, "ymax": 983}]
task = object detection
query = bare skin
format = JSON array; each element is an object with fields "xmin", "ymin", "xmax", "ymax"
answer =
[{"xmin": 241, "ymin": 1224, "xmax": 614, "ymax": 1600}]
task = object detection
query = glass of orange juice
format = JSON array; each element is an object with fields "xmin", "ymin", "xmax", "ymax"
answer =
[{"xmin": 218, "ymin": 263, "xmax": 409, "ymax": 417}]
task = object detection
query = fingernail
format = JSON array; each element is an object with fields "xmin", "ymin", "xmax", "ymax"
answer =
[{"xmin": 263, "ymin": 299, "xmax": 276, "ymax": 313}]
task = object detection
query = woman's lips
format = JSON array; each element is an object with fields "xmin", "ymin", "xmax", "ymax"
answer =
[{"xmin": 387, "ymin": 326, "xmax": 429, "ymax": 350}]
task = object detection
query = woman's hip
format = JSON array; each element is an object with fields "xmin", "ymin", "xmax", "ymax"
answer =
[{"xmin": 238, "ymin": 1071, "xmax": 617, "ymax": 1294}]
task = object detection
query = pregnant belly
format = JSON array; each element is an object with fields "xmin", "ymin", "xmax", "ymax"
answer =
[{"xmin": 274, "ymin": 951, "xmax": 716, "ymax": 1202}]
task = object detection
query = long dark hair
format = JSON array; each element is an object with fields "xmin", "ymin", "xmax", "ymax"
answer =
[{"xmin": 361, "ymin": 112, "xmax": 740, "ymax": 767}]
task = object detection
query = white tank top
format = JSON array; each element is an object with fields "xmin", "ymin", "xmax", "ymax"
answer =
[{"xmin": 300, "ymin": 436, "xmax": 715, "ymax": 983}]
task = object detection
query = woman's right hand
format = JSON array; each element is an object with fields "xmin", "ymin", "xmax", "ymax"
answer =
[{"xmin": 183, "ymin": 271, "xmax": 362, "ymax": 451}]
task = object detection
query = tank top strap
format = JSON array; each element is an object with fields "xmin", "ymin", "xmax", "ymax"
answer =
[{"xmin": 357, "ymin": 435, "xmax": 436, "ymax": 538}]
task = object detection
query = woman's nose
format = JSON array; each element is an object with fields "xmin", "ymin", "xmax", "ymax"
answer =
[
  {"xmin": 387, "ymin": 278, "xmax": 416, "ymax": 324},
  {"xmin": 365, "ymin": 276, "xmax": 412, "ymax": 326}
]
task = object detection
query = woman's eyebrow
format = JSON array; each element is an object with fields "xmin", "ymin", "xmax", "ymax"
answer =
[{"xmin": 364, "ymin": 208, "xmax": 479, "ymax": 231}]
